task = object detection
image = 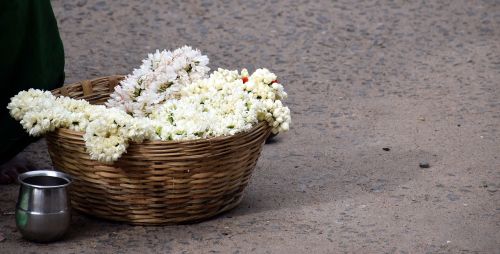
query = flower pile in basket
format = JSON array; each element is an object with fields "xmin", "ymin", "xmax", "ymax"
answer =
[{"xmin": 8, "ymin": 46, "xmax": 291, "ymax": 163}]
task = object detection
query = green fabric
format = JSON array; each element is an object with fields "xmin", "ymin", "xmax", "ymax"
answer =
[{"xmin": 0, "ymin": 0, "xmax": 64, "ymax": 164}]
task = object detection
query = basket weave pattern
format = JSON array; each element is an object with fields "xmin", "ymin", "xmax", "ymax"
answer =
[{"xmin": 46, "ymin": 76, "xmax": 271, "ymax": 225}]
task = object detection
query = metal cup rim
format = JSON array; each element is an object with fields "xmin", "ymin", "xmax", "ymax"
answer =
[{"xmin": 18, "ymin": 170, "xmax": 71, "ymax": 189}]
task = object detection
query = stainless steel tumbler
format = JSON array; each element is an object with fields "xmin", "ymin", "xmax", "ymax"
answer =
[{"xmin": 16, "ymin": 170, "xmax": 72, "ymax": 242}]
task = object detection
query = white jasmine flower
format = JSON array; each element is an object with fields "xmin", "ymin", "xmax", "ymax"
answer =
[
  {"xmin": 106, "ymin": 46, "xmax": 210, "ymax": 117},
  {"xmin": 8, "ymin": 52, "xmax": 291, "ymax": 163}
]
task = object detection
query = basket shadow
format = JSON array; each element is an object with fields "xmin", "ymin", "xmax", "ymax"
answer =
[{"xmin": 219, "ymin": 146, "xmax": 439, "ymax": 218}]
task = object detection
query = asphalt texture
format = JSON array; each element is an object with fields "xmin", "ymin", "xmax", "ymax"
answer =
[{"xmin": 1, "ymin": 0, "xmax": 499, "ymax": 253}]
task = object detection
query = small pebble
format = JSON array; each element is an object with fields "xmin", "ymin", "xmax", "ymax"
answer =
[
  {"xmin": 382, "ymin": 147, "xmax": 390, "ymax": 151},
  {"xmin": 76, "ymin": 0, "xmax": 87, "ymax": 7},
  {"xmin": 447, "ymin": 193, "xmax": 460, "ymax": 201},
  {"xmin": 419, "ymin": 162, "xmax": 430, "ymax": 168}
]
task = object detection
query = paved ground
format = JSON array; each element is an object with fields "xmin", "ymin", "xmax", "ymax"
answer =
[{"xmin": 1, "ymin": 0, "xmax": 499, "ymax": 253}]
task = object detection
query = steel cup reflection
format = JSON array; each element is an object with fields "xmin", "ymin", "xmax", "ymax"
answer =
[{"xmin": 16, "ymin": 170, "xmax": 71, "ymax": 242}]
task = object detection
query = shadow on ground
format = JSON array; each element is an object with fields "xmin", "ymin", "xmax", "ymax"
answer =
[{"xmin": 223, "ymin": 142, "xmax": 439, "ymax": 217}]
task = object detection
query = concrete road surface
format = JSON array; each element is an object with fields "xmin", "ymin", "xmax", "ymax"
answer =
[{"xmin": 1, "ymin": 0, "xmax": 499, "ymax": 253}]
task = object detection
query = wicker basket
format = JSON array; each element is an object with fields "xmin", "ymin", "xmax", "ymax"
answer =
[{"xmin": 46, "ymin": 75, "xmax": 271, "ymax": 225}]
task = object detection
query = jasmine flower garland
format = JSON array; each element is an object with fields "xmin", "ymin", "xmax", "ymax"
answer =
[
  {"xmin": 106, "ymin": 46, "xmax": 209, "ymax": 117},
  {"xmin": 83, "ymin": 107, "xmax": 158, "ymax": 162},
  {"xmin": 8, "ymin": 51, "xmax": 291, "ymax": 163},
  {"xmin": 151, "ymin": 68, "xmax": 258, "ymax": 140}
]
